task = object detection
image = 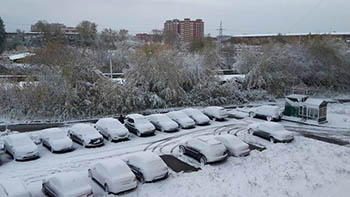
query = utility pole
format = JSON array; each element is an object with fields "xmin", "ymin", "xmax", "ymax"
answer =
[
  {"xmin": 217, "ymin": 21, "xmax": 224, "ymax": 37},
  {"xmin": 109, "ymin": 57, "xmax": 113, "ymax": 79}
]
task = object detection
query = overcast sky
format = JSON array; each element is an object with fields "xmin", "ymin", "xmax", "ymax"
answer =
[{"xmin": 1, "ymin": 0, "xmax": 349, "ymax": 36}]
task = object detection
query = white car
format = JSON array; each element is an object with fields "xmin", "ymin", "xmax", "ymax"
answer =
[
  {"xmin": 249, "ymin": 105, "xmax": 282, "ymax": 121},
  {"xmin": 40, "ymin": 128, "xmax": 74, "ymax": 153},
  {"xmin": 166, "ymin": 111, "xmax": 196, "ymax": 129},
  {"xmin": 0, "ymin": 179, "xmax": 33, "ymax": 197},
  {"xmin": 179, "ymin": 136, "xmax": 228, "ymax": 164},
  {"xmin": 214, "ymin": 134, "xmax": 250, "ymax": 157},
  {"xmin": 125, "ymin": 152, "xmax": 168, "ymax": 183},
  {"xmin": 95, "ymin": 118, "xmax": 129, "ymax": 141},
  {"xmin": 88, "ymin": 158, "xmax": 137, "ymax": 194},
  {"xmin": 202, "ymin": 106, "xmax": 228, "ymax": 120},
  {"xmin": 181, "ymin": 108, "xmax": 210, "ymax": 125},
  {"xmin": 3, "ymin": 133, "xmax": 39, "ymax": 161},
  {"xmin": 125, "ymin": 114, "xmax": 156, "ymax": 137},
  {"xmin": 248, "ymin": 122, "xmax": 294, "ymax": 143},
  {"xmin": 147, "ymin": 114, "xmax": 179, "ymax": 132},
  {"xmin": 68, "ymin": 124, "xmax": 104, "ymax": 147},
  {"xmin": 42, "ymin": 172, "xmax": 93, "ymax": 197}
]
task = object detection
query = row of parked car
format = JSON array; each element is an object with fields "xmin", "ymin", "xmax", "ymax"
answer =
[
  {"xmin": 0, "ymin": 107, "xmax": 228, "ymax": 161},
  {"xmin": 0, "ymin": 151, "xmax": 169, "ymax": 196}
]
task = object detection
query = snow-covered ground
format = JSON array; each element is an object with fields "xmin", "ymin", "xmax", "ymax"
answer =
[{"xmin": 0, "ymin": 103, "xmax": 350, "ymax": 197}]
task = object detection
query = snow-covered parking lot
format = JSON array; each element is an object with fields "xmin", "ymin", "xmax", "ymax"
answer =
[{"xmin": 1, "ymin": 103, "xmax": 350, "ymax": 197}]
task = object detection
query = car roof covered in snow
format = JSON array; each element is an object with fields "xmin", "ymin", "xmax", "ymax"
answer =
[
  {"xmin": 0, "ymin": 179, "xmax": 28, "ymax": 196},
  {"xmin": 5, "ymin": 133, "xmax": 31, "ymax": 142},
  {"xmin": 71, "ymin": 123, "xmax": 97, "ymax": 134},
  {"xmin": 40, "ymin": 128, "xmax": 66, "ymax": 137},
  {"xmin": 96, "ymin": 118, "xmax": 124, "ymax": 128},
  {"xmin": 127, "ymin": 151, "xmax": 161, "ymax": 164},
  {"xmin": 197, "ymin": 136, "xmax": 221, "ymax": 145},
  {"xmin": 94, "ymin": 157, "xmax": 131, "ymax": 174},
  {"xmin": 46, "ymin": 172, "xmax": 90, "ymax": 191}
]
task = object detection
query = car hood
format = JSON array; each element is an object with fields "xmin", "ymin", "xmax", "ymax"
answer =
[
  {"xmin": 14, "ymin": 144, "xmax": 38, "ymax": 155},
  {"xmin": 161, "ymin": 121, "xmax": 178, "ymax": 130},
  {"xmin": 110, "ymin": 128, "xmax": 129, "ymax": 137}
]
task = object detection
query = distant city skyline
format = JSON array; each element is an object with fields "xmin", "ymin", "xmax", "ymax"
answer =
[{"xmin": 1, "ymin": 0, "xmax": 350, "ymax": 36}]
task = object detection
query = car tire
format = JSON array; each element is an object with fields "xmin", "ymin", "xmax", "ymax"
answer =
[
  {"xmin": 136, "ymin": 130, "xmax": 142, "ymax": 137},
  {"xmin": 50, "ymin": 146, "xmax": 54, "ymax": 153},
  {"xmin": 139, "ymin": 174, "xmax": 145, "ymax": 183},
  {"xmin": 269, "ymin": 137, "xmax": 276, "ymax": 143},
  {"xmin": 249, "ymin": 112, "xmax": 255, "ymax": 118},
  {"xmin": 107, "ymin": 135, "xmax": 112, "ymax": 141},
  {"xmin": 179, "ymin": 145, "xmax": 185, "ymax": 154},
  {"xmin": 88, "ymin": 169, "xmax": 92, "ymax": 178},
  {"xmin": 266, "ymin": 116, "xmax": 273, "ymax": 121},
  {"xmin": 199, "ymin": 156, "xmax": 207, "ymax": 165},
  {"xmin": 104, "ymin": 183, "xmax": 109, "ymax": 193}
]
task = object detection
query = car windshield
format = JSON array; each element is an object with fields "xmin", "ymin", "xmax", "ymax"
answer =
[
  {"xmin": 135, "ymin": 118, "xmax": 149, "ymax": 124},
  {"xmin": 10, "ymin": 136, "xmax": 32, "ymax": 146}
]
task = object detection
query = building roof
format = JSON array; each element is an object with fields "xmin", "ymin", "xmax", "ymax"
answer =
[
  {"xmin": 8, "ymin": 52, "xmax": 34, "ymax": 61},
  {"xmin": 304, "ymin": 98, "xmax": 327, "ymax": 106}
]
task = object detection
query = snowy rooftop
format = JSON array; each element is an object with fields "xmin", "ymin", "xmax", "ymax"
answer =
[{"xmin": 8, "ymin": 52, "xmax": 35, "ymax": 61}]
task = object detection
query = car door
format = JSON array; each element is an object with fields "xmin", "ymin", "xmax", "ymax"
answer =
[
  {"xmin": 186, "ymin": 142, "xmax": 202, "ymax": 160},
  {"xmin": 126, "ymin": 118, "xmax": 136, "ymax": 132}
]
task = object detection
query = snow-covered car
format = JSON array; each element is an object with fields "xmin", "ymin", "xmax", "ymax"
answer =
[
  {"xmin": 42, "ymin": 172, "xmax": 93, "ymax": 197},
  {"xmin": 95, "ymin": 118, "xmax": 129, "ymax": 141},
  {"xmin": 125, "ymin": 114, "xmax": 156, "ymax": 137},
  {"xmin": 88, "ymin": 157, "xmax": 137, "ymax": 194},
  {"xmin": 179, "ymin": 136, "xmax": 228, "ymax": 164},
  {"xmin": 40, "ymin": 128, "xmax": 74, "ymax": 153},
  {"xmin": 247, "ymin": 122, "xmax": 294, "ymax": 143},
  {"xmin": 125, "ymin": 152, "xmax": 168, "ymax": 183},
  {"xmin": 214, "ymin": 134, "xmax": 250, "ymax": 157},
  {"xmin": 68, "ymin": 124, "xmax": 104, "ymax": 147},
  {"xmin": 202, "ymin": 106, "xmax": 228, "ymax": 120},
  {"xmin": 147, "ymin": 114, "xmax": 179, "ymax": 132},
  {"xmin": 181, "ymin": 108, "xmax": 210, "ymax": 125},
  {"xmin": 0, "ymin": 179, "xmax": 33, "ymax": 197},
  {"xmin": 248, "ymin": 105, "xmax": 282, "ymax": 121},
  {"xmin": 3, "ymin": 133, "xmax": 39, "ymax": 161},
  {"xmin": 166, "ymin": 111, "xmax": 196, "ymax": 129}
]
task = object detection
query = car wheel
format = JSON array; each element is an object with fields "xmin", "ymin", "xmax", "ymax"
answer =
[
  {"xmin": 178, "ymin": 145, "xmax": 185, "ymax": 154},
  {"xmin": 199, "ymin": 156, "xmax": 207, "ymax": 165},
  {"xmin": 104, "ymin": 184, "xmax": 109, "ymax": 193},
  {"xmin": 136, "ymin": 130, "xmax": 142, "ymax": 137},
  {"xmin": 269, "ymin": 137, "xmax": 276, "ymax": 143},
  {"xmin": 249, "ymin": 112, "xmax": 255, "ymax": 118},
  {"xmin": 139, "ymin": 174, "xmax": 145, "ymax": 183},
  {"xmin": 107, "ymin": 135, "xmax": 112, "ymax": 141},
  {"xmin": 266, "ymin": 116, "xmax": 273, "ymax": 121},
  {"xmin": 88, "ymin": 169, "xmax": 92, "ymax": 178},
  {"xmin": 50, "ymin": 146, "xmax": 54, "ymax": 153}
]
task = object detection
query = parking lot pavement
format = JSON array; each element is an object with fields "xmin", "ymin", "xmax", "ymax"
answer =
[{"xmin": 160, "ymin": 154, "xmax": 200, "ymax": 173}]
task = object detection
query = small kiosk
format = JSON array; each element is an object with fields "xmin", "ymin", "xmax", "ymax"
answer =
[{"xmin": 283, "ymin": 94, "xmax": 328, "ymax": 123}]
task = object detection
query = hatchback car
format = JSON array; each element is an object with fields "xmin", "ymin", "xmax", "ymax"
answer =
[
  {"xmin": 248, "ymin": 122, "xmax": 294, "ymax": 143},
  {"xmin": 166, "ymin": 111, "xmax": 196, "ymax": 129},
  {"xmin": 249, "ymin": 105, "xmax": 282, "ymax": 121},
  {"xmin": 68, "ymin": 124, "xmax": 104, "ymax": 147},
  {"xmin": 202, "ymin": 106, "xmax": 228, "ymax": 121},
  {"xmin": 147, "ymin": 114, "xmax": 179, "ymax": 132},
  {"xmin": 181, "ymin": 108, "xmax": 210, "ymax": 125},
  {"xmin": 95, "ymin": 118, "xmax": 129, "ymax": 141},
  {"xmin": 0, "ymin": 179, "xmax": 33, "ymax": 197},
  {"xmin": 40, "ymin": 128, "xmax": 74, "ymax": 153},
  {"xmin": 125, "ymin": 114, "xmax": 156, "ymax": 137},
  {"xmin": 88, "ymin": 157, "xmax": 137, "ymax": 194},
  {"xmin": 125, "ymin": 152, "xmax": 168, "ymax": 183},
  {"xmin": 42, "ymin": 172, "xmax": 93, "ymax": 197},
  {"xmin": 179, "ymin": 136, "xmax": 228, "ymax": 164},
  {"xmin": 3, "ymin": 133, "xmax": 39, "ymax": 161},
  {"xmin": 214, "ymin": 134, "xmax": 250, "ymax": 157}
]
